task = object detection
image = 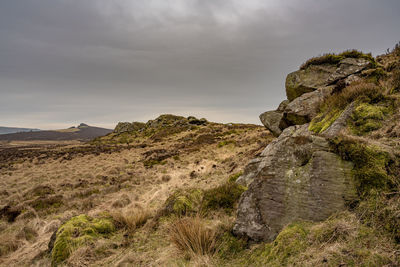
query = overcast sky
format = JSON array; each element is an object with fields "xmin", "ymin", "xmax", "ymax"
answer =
[{"xmin": 1, "ymin": 0, "xmax": 399, "ymax": 129}]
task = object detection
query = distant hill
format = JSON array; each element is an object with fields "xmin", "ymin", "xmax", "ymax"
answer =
[
  {"xmin": 0, "ymin": 126, "xmax": 41, "ymax": 135},
  {"xmin": 0, "ymin": 123, "xmax": 112, "ymax": 141}
]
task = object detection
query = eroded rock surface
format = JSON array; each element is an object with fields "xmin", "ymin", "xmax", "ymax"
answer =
[{"xmin": 234, "ymin": 125, "xmax": 356, "ymax": 242}]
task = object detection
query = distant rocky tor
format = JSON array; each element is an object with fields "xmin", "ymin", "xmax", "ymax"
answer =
[
  {"xmin": 234, "ymin": 50, "xmax": 400, "ymax": 242},
  {"xmin": 113, "ymin": 115, "xmax": 208, "ymax": 135}
]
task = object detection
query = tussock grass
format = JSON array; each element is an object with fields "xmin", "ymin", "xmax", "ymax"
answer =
[
  {"xmin": 111, "ymin": 208, "xmax": 151, "ymax": 232},
  {"xmin": 169, "ymin": 216, "xmax": 218, "ymax": 257}
]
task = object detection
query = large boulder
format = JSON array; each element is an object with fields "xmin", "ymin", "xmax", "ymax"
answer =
[
  {"xmin": 234, "ymin": 124, "xmax": 356, "ymax": 242},
  {"xmin": 285, "ymin": 58, "xmax": 371, "ymax": 101}
]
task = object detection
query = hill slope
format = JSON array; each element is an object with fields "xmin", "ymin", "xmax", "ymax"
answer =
[
  {"xmin": 0, "ymin": 126, "xmax": 40, "ymax": 135},
  {"xmin": 0, "ymin": 124, "xmax": 112, "ymax": 141}
]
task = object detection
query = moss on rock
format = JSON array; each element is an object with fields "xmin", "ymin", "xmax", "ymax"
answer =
[
  {"xmin": 309, "ymin": 109, "xmax": 342, "ymax": 133},
  {"xmin": 51, "ymin": 214, "xmax": 115, "ymax": 266},
  {"xmin": 350, "ymin": 103, "xmax": 390, "ymax": 135}
]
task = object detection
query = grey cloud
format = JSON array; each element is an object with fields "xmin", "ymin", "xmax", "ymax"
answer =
[{"xmin": 0, "ymin": 0, "xmax": 399, "ymax": 129}]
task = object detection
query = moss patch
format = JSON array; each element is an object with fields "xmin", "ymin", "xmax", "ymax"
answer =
[
  {"xmin": 350, "ymin": 103, "xmax": 390, "ymax": 135},
  {"xmin": 309, "ymin": 109, "xmax": 342, "ymax": 133},
  {"xmin": 51, "ymin": 214, "xmax": 115, "ymax": 266},
  {"xmin": 331, "ymin": 138, "xmax": 396, "ymax": 196}
]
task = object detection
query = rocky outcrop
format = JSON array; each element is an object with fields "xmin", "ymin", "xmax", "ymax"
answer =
[
  {"xmin": 259, "ymin": 57, "xmax": 372, "ymax": 137},
  {"xmin": 286, "ymin": 57, "xmax": 371, "ymax": 101},
  {"xmin": 234, "ymin": 55, "xmax": 374, "ymax": 242},
  {"xmin": 113, "ymin": 115, "xmax": 207, "ymax": 135},
  {"xmin": 114, "ymin": 122, "xmax": 146, "ymax": 134},
  {"xmin": 234, "ymin": 124, "xmax": 357, "ymax": 241}
]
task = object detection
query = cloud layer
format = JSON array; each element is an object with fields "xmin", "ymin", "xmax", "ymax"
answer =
[{"xmin": 1, "ymin": 0, "xmax": 399, "ymax": 128}]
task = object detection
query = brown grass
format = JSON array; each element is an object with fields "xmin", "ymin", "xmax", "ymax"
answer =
[
  {"xmin": 111, "ymin": 208, "xmax": 151, "ymax": 232},
  {"xmin": 0, "ymin": 233, "xmax": 23, "ymax": 257},
  {"xmin": 169, "ymin": 216, "xmax": 218, "ymax": 257},
  {"xmin": 322, "ymin": 82, "xmax": 384, "ymax": 112}
]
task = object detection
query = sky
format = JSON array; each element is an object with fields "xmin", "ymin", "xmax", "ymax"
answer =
[{"xmin": 0, "ymin": 0, "xmax": 399, "ymax": 129}]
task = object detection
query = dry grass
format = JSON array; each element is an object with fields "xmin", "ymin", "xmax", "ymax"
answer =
[
  {"xmin": 0, "ymin": 233, "xmax": 24, "ymax": 257},
  {"xmin": 322, "ymin": 82, "xmax": 384, "ymax": 112},
  {"xmin": 111, "ymin": 208, "xmax": 151, "ymax": 232},
  {"xmin": 169, "ymin": 216, "xmax": 218, "ymax": 257}
]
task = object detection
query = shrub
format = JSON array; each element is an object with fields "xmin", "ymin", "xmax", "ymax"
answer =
[
  {"xmin": 201, "ymin": 181, "xmax": 246, "ymax": 213},
  {"xmin": 51, "ymin": 214, "xmax": 115, "ymax": 265},
  {"xmin": 161, "ymin": 189, "xmax": 204, "ymax": 217},
  {"xmin": 169, "ymin": 216, "xmax": 218, "ymax": 257}
]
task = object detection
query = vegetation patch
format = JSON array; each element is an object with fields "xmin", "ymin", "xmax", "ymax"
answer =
[
  {"xmin": 51, "ymin": 214, "xmax": 115, "ymax": 266},
  {"xmin": 309, "ymin": 82, "xmax": 387, "ymax": 134},
  {"xmin": 202, "ymin": 181, "xmax": 246, "ymax": 213},
  {"xmin": 331, "ymin": 138, "xmax": 396, "ymax": 196},
  {"xmin": 217, "ymin": 140, "xmax": 236, "ymax": 148},
  {"xmin": 349, "ymin": 103, "xmax": 391, "ymax": 135},
  {"xmin": 161, "ymin": 189, "xmax": 204, "ymax": 217},
  {"xmin": 168, "ymin": 216, "xmax": 218, "ymax": 257},
  {"xmin": 300, "ymin": 49, "xmax": 375, "ymax": 70}
]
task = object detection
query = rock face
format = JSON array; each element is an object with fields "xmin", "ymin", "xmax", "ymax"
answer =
[
  {"xmin": 285, "ymin": 58, "xmax": 371, "ymax": 101},
  {"xmin": 282, "ymin": 86, "xmax": 334, "ymax": 126},
  {"xmin": 234, "ymin": 124, "xmax": 357, "ymax": 242}
]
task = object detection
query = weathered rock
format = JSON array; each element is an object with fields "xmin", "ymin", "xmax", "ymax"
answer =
[
  {"xmin": 285, "ymin": 64, "xmax": 337, "ymax": 101},
  {"xmin": 259, "ymin": 111, "xmax": 283, "ymax": 137},
  {"xmin": 282, "ymin": 86, "xmax": 334, "ymax": 126},
  {"xmin": 328, "ymin": 58, "xmax": 371, "ymax": 83},
  {"xmin": 233, "ymin": 124, "xmax": 356, "ymax": 242},
  {"xmin": 277, "ymin": 100, "xmax": 290, "ymax": 112},
  {"xmin": 285, "ymin": 58, "xmax": 371, "ymax": 101}
]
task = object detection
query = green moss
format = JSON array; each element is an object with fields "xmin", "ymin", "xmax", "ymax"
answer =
[
  {"xmin": 350, "ymin": 103, "xmax": 390, "ymax": 135},
  {"xmin": 162, "ymin": 189, "xmax": 204, "ymax": 217},
  {"xmin": 228, "ymin": 172, "xmax": 243, "ymax": 183},
  {"xmin": 217, "ymin": 232, "xmax": 247, "ymax": 259},
  {"xmin": 331, "ymin": 139, "xmax": 395, "ymax": 196},
  {"xmin": 51, "ymin": 214, "xmax": 115, "ymax": 266},
  {"xmin": 201, "ymin": 181, "xmax": 246, "ymax": 213},
  {"xmin": 247, "ymin": 222, "xmax": 311, "ymax": 267},
  {"xmin": 309, "ymin": 109, "xmax": 342, "ymax": 133}
]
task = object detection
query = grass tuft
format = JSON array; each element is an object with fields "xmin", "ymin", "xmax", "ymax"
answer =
[{"xmin": 169, "ymin": 216, "xmax": 218, "ymax": 257}]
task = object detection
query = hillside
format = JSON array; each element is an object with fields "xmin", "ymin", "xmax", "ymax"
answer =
[
  {"xmin": 0, "ymin": 127, "xmax": 40, "ymax": 135},
  {"xmin": 0, "ymin": 123, "xmax": 112, "ymax": 141},
  {"xmin": 0, "ymin": 43, "xmax": 400, "ymax": 267}
]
